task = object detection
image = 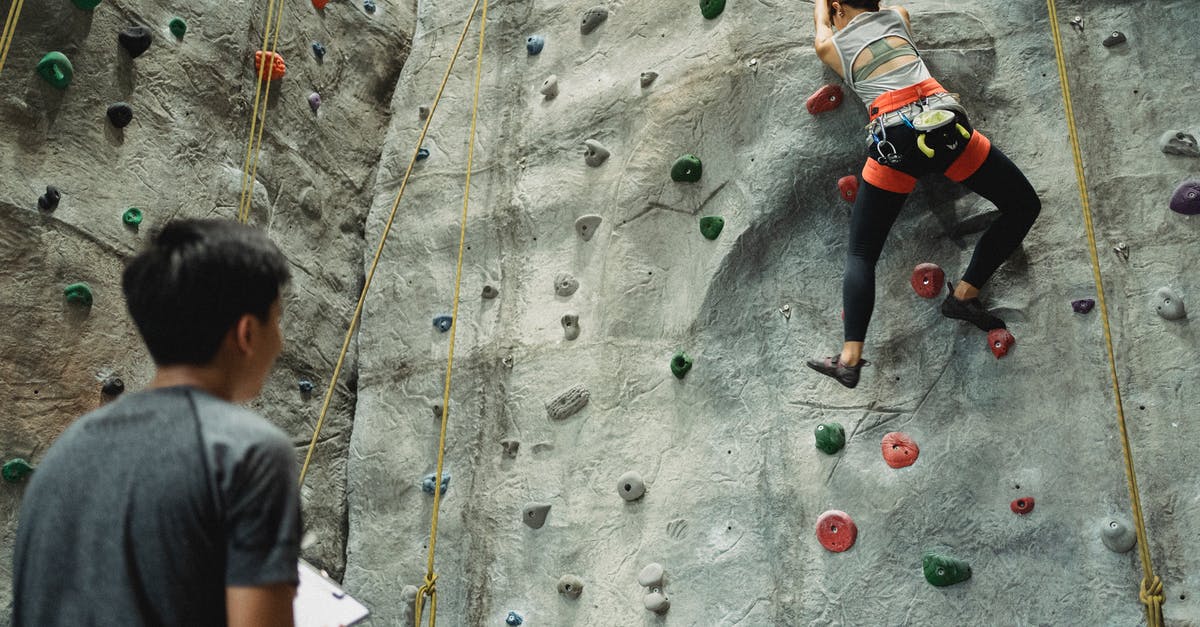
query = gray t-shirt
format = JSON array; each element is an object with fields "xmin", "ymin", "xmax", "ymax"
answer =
[{"xmin": 12, "ymin": 386, "xmax": 302, "ymax": 626}]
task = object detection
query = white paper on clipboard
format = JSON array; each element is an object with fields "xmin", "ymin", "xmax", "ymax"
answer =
[{"xmin": 293, "ymin": 559, "xmax": 370, "ymax": 627}]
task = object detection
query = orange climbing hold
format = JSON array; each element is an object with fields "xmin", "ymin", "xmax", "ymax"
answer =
[
  {"xmin": 806, "ymin": 84, "xmax": 844, "ymax": 115},
  {"xmin": 815, "ymin": 510, "xmax": 858, "ymax": 553},
  {"xmin": 312, "ymin": 0, "xmax": 329, "ymax": 8},
  {"xmin": 253, "ymin": 51, "xmax": 287, "ymax": 81},
  {"xmin": 838, "ymin": 175, "xmax": 858, "ymax": 203},
  {"xmin": 881, "ymin": 432, "xmax": 919, "ymax": 469}
]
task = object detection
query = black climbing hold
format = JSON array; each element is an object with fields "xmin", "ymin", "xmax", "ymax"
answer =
[
  {"xmin": 169, "ymin": 18, "xmax": 187, "ymax": 40},
  {"xmin": 700, "ymin": 0, "xmax": 725, "ymax": 20},
  {"xmin": 101, "ymin": 376, "xmax": 125, "ymax": 396},
  {"xmin": 1102, "ymin": 31, "xmax": 1126, "ymax": 47},
  {"xmin": 482, "ymin": 285, "xmax": 500, "ymax": 299},
  {"xmin": 107, "ymin": 102, "xmax": 134, "ymax": 129},
  {"xmin": 363, "ymin": 0, "xmax": 376, "ymax": 13},
  {"xmin": 118, "ymin": 26, "xmax": 153, "ymax": 59},
  {"xmin": 417, "ymin": 148, "xmax": 430, "ymax": 161},
  {"xmin": 298, "ymin": 379, "xmax": 315, "ymax": 394},
  {"xmin": 312, "ymin": 42, "xmax": 326, "ymax": 60},
  {"xmin": 38, "ymin": 186, "xmax": 60, "ymax": 211}
]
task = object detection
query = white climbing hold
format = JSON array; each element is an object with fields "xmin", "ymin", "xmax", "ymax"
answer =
[
  {"xmin": 575, "ymin": 214, "xmax": 602, "ymax": 241},
  {"xmin": 643, "ymin": 589, "xmax": 670, "ymax": 614},
  {"xmin": 522, "ymin": 502, "xmax": 551, "ymax": 529},
  {"xmin": 546, "ymin": 385, "xmax": 589, "ymax": 421},
  {"xmin": 557, "ymin": 575, "xmax": 584, "ymax": 599},
  {"xmin": 617, "ymin": 471, "xmax": 645, "ymax": 501},
  {"xmin": 561, "ymin": 313, "xmax": 580, "ymax": 340},
  {"xmin": 554, "ymin": 273, "xmax": 580, "ymax": 297},
  {"xmin": 583, "ymin": 139, "xmax": 610, "ymax": 167},
  {"xmin": 540, "ymin": 75, "xmax": 559, "ymax": 99},
  {"xmin": 637, "ymin": 563, "xmax": 665, "ymax": 588}
]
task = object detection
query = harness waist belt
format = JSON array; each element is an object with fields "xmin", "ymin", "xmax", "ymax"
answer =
[{"xmin": 869, "ymin": 77, "xmax": 947, "ymax": 120}]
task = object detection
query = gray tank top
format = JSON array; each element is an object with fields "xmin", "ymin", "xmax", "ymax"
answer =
[{"xmin": 831, "ymin": 9, "xmax": 933, "ymax": 108}]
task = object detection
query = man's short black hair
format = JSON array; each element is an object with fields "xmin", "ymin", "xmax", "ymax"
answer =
[{"xmin": 122, "ymin": 219, "xmax": 291, "ymax": 366}]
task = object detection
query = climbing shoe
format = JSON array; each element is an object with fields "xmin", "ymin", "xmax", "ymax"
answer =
[
  {"xmin": 806, "ymin": 356, "xmax": 869, "ymax": 389},
  {"xmin": 940, "ymin": 284, "xmax": 1006, "ymax": 332}
]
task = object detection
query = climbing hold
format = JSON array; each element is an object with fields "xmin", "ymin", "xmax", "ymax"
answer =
[
  {"xmin": 779, "ymin": 304, "xmax": 792, "ymax": 320},
  {"xmin": 1072, "ymin": 298, "xmax": 1095, "ymax": 314},
  {"xmin": 540, "ymin": 75, "xmax": 559, "ymax": 99},
  {"xmin": 1010, "ymin": 497, "xmax": 1035, "ymax": 515},
  {"xmin": 910, "ymin": 263, "xmax": 945, "ymax": 299},
  {"xmin": 881, "ymin": 432, "xmax": 919, "ymax": 469},
  {"xmin": 1169, "ymin": 180, "xmax": 1200, "ymax": 215},
  {"xmin": 1069, "ymin": 15, "xmax": 1084, "ymax": 33},
  {"xmin": 1152, "ymin": 287, "xmax": 1186, "ymax": 321},
  {"xmin": 122, "ymin": 207, "xmax": 143, "ymax": 226},
  {"xmin": 522, "ymin": 503, "xmax": 551, "ymax": 529},
  {"xmin": 312, "ymin": 0, "xmax": 329, "ymax": 9},
  {"xmin": 118, "ymin": 26, "xmax": 153, "ymax": 59},
  {"xmin": 580, "ymin": 6, "xmax": 608, "ymax": 35},
  {"xmin": 416, "ymin": 148, "xmax": 430, "ymax": 161},
  {"xmin": 575, "ymin": 214, "xmax": 602, "ymax": 241},
  {"xmin": 481, "ymin": 285, "xmax": 499, "ymax": 299},
  {"xmin": 546, "ymin": 385, "xmax": 590, "ymax": 421},
  {"xmin": 363, "ymin": 0, "xmax": 376, "ymax": 13},
  {"xmin": 253, "ymin": 51, "xmax": 287, "ymax": 81},
  {"xmin": 561, "ymin": 314, "xmax": 580, "ymax": 340},
  {"xmin": 1101, "ymin": 517, "xmax": 1137, "ymax": 553},
  {"xmin": 312, "ymin": 42, "xmax": 327, "ymax": 60},
  {"xmin": 617, "ymin": 471, "xmax": 645, "ymax": 501},
  {"xmin": 298, "ymin": 379, "xmax": 315, "ymax": 394},
  {"xmin": 433, "ymin": 315, "xmax": 453, "ymax": 332},
  {"xmin": 814, "ymin": 422, "xmax": 846, "ymax": 455},
  {"xmin": 2, "ymin": 458, "xmax": 34, "ymax": 483},
  {"xmin": 101, "ymin": 376, "xmax": 125, "ymax": 396},
  {"xmin": 38, "ymin": 186, "xmax": 61, "ymax": 211},
  {"xmin": 583, "ymin": 139, "xmax": 610, "ymax": 167},
  {"xmin": 418, "ymin": 105, "xmax": 431, "ymax": 120},
  {"xmin": 554, "ymin": 273, "xmax": 579, "ymax": 297},
  {"xmin": 1102, "ymin": 31, "xmax": 1127, "ymax": 47},
  {"xmin": 699, "ymin": 0, "xmax": 725, "ymax": 20},
  {"xmin": 838, "ymin": 175, "xmax": 858, "ymax": 203},
  {"xmin": 640, "ymin": 71, "xmax": 658, "ymax": 88},
  {"xmin": 71, "ymin": 0, "xmax": 102, "ymax": 10},
  {"xmin": 432, "ymin": 404, "xmax": 444, "ymax": 421},
  {"xmin": 557, "ymin": 575, "xmax": 584, "ymax": 599},
  {"xmin": 643, "ymin": 590, "xmax": 671, "ymax": 614},
  {"xmin": 36, "ymin": 52, "xmax": 74, "ymax": 89},
  {"xmin": 421, "ymin": 472, "xmax": 450, "ymax": 495},
  {"xmin": 699, "ymin": 216, "xmax": 725, "ymax": 240},
  {"xmin": 638, "ymin": 563, "xmax": 666, "ymax": 587},
  {"xmin": 1159, "ymin": 131, "xmax": 1199, "ymax": 158},
  {"xmin": 671, "ymin": 154, "xmax": 703, "ymax": 182},
  {"xmin": 500, "ymin": 439, "xmax": 520, "ymax": 458},
  {"xmin": 526, "ymin": 35, "xmax": 545, "ymax": 55},
  {"xmin": 815, "ymin": 510, "xmax": 858, "ymax": 553},
  {"xmin": 169, "ymin": 17, "xmax": 187, "ymax": 39},
  {"xmin": 922, "ymin": 551, "xmax": 972, "ymax": 587},
  {"xmin": 806, "ymin": 84, "xmax": 844, "ymax": 115},
  {"xmin": 308, "ymin": 92, "xmax": 321, "ymax": 113},
  {"xmin": 988, "ymin": 328, "xmax": 1016, "ymax": 359},
  {"xmin": 505, "ymin": 611, "xmax": 524, "ymax": 626},
  {"xmin": 1113, "ymin": 241, "xmax": 1130, "ymax": 261},
  {"xmin": 670, "ymin": 351, "xmax": 693, "ymax": 379},
  {"xmin": 64, "ymin": 283, "xmax": 93, "ymax": 307},
  {"xmin": 107, "ymin": 103, "xmax": 134, "ymax": 129}
]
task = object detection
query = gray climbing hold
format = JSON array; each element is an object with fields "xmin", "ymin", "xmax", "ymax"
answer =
[
  {"xmin": 1101, "ymin": 517, "xmax": 1137, "ymax": 553},
  {"xmin": 432, "ymin": 404, "xmax": 444, "ymax": 420},
  {"xmin": 482, "ymin": 285, "xmax": 500, "ymax": 299},
  {"xmin": 540, "ymin": 75, "xmax": 559, "ymax": 99},
  {"xmin": 617, "ymin": 471, "xmax": 645, "ymax": 501},
  {"xmin": 522, "ymin": 503, "xmax": 551, "ymax": 529},
  {"xmin": 583, "ymin": 139, "xmax": 610, "ymax": 167},
  {"xmin": 1159, "ymin": 130, "xmax": 1199, "ymax": 157},
  {"xmin": 557, "ymin": 575, "xmax": 584, "ymax": 599},
  {"xmin": 640, "ymin": 71, "xmax": 658, "ymax": 88},
  {"xmin": 38, "ymin": 186, "xmax": 60, "ymax": 211},
  {"xmin": 1102, "ymin": 31, "xmax": 1127, "ymax": 47},
  {"xmin": 421, "ymin": 472, "xmax": 450, "ymax": 495},
  {"xmin": 580, "ymin": 6, "xmax": 608, "ymax": 35},
  {"xmin": 575, "ymin": 214, "xmax": 602, "ymax": 241},
  {"xmin": 500, "ymin": 439, "xmax": 520, "ymax": 457},
  {"xmin": 433, "ymin": 315, "xmax": 453, "ymax": 332},
  {"xmin": 637, "ymin": 563, "xmax": 666, "ymax": 588},
  {"xmin": 418, "ymin": 105, "xmax": 430, "ymax": 120},
  {"xmin": 644, "ymin": 590, "xmax": 670, "ymax": 614},
  {"xmin": 555, "ymin": 273, "xmax": 579, "ymax": 297},
  {"xmin": 1153, "ymin": 287, "xmax": 1186, "ymax": 321},
  {"xmin": 561, "ymin": 314, "xmax": 580, "ymax": 340},
  {"xmin": 546, "ymin": 384, "xmax": 589, "ymax": 421}
]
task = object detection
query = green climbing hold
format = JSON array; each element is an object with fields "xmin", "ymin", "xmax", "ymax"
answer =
[
  {"xmin": 699, "ymin": 216, "xmax": 725, "ymax": 240},
  {"xmin": 814, "ymin": 422, "xmax": 846, "ymax": 455},
  {"xmin": 36, "ymin": 52, "xmax": 74, "ymax": 90},
  {"xmin": 122, "ymin": 207, "xmax": 143, "ymax": 226},
  {"xmin": 169, "ymin": 17, "xmax": 187, "ymax": 39},
  {"xmin": 699, "ymin": 0, "xmax": 725, "ymax": 19},
  {"xmin": 71, "ymin": 0, "xmax": 102, "ymax": 10},
  {"xmin": 671, "ymin": 351, "xmax": 693, "ymax": 379},
  {"xmin": 3, "ymin": 458, "xmax": 34, "ymax": 483},
  {"xmin": 64, "ymin": 282, "xmax": 93, "ymax": 307},
  {"xmin": 922, "ymin": 551, "xmax": 972, "ymax": 587},
  {"xmin": 671, "ymin": 154, "xmax": 703, "ymax": 182}
]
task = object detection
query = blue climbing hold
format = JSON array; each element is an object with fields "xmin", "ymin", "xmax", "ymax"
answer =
[
  {"xmin": 417, "ymin": 148, "xmax": 430, "ymax": 161},
  {"xmin": 363, "ymin": 0, "xmax": 376, "ymax": 13},
  {"xmin": 526, "ymin": 35, "xmax": 545, "ymax": 55},
  {"xmin": 312, "ymin": 42, "xmax": 326, "ymax": 60},
  {"xmin": 298, "ymin": 379, "xmax": 315, "ymax": 394},
  {"xmin": 433, "ymin": 315, "xmax": 452, "ymax": 332},
  {"xmin": 505, "ymin": 611, "xmax": 524, "ymax": 626},
  {"xmin": 421, "ymin": 472, "xmax": 450, "ymax": 495}
]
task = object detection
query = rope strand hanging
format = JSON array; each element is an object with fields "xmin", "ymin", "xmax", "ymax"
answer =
[
  {"xmin": 0, "ymin": 0, "xmax": 27, "ymax": 77},
  {"xmin": 236, "ymin": 0, "xmax": 288, "ymax": 224}
]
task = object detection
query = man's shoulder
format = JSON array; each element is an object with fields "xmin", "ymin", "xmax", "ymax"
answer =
[{"xmin": 190, "ymin": 389, "xmax": 291, "ymax": 448}]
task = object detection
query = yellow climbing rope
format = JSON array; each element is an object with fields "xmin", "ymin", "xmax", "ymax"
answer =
[
  {"xmin": 1045, "ymin": 2, "xmax": 1164, "ymax": 625},
  {"xmin": 0, "ymin": 0, "xmax": 26, "ymax": 77},
  {"xmin": 236, "ymin": 0, "xmax": 287, "ymax": 224}
]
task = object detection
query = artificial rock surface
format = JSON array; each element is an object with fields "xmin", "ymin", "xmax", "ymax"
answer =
[{"xmin": 3, "ymin": 0, "xmax": 1200, "ymax": 625}]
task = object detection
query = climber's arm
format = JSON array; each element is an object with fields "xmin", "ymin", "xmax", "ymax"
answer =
[{"xmin": 813, "ymin": 1, "xmax": 844, "ymax": 77}]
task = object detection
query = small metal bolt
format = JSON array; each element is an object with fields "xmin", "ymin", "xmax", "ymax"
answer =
[{"xmin": 779, "ymin": 304, "xmax": 791, "ymax": 320}]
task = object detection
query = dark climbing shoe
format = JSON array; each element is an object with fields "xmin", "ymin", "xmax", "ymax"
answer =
[
  {"xmin": 806, "ymin": 356, "xmax": 868, "ymax": 389},
  {"xmin": 940, "ymin": 285, "xmax": 1006, "ymax": 332}
]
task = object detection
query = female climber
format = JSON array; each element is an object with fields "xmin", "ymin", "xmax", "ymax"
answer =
[{"xmin": 806, "ymin": 0, "xmax": 1041, "ymax": 388}]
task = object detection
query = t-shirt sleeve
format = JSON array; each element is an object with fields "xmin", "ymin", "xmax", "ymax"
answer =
[{"xmin": 223, "ymin": 434, "xmax": 302, "ymax": 587}]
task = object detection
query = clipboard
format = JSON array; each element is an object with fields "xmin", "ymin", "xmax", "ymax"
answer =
[{"xmin": 293, "ymin": 559, "xmax": 370, "ymax": 627}]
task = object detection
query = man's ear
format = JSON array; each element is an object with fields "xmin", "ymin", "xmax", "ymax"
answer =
[{"xmin": 230, "ymin": 313, "xmax": 257, "ymax": 355}]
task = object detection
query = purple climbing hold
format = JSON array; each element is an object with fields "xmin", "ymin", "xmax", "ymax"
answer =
[
  {"xmin": 308, "ymin": 92, "xmax": 321, "ymax": 112},
  {"xmin": 1072, "ymin": 299, "xmax": 1095, "ymax": 314},
  {"xmin": 1169, "ymin": 180, "xmax": 1200, "ymax": 215}
]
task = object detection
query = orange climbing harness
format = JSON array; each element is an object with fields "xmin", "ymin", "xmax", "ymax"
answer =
[
  {"xmin": 236, "ymin": 0, "xmax": 288, "ymax": 224},
  {"xmin": 1045, "ymin": 2, "xmax": 1164, "ymax": 625},
  {"xmin": 0, "ymin": 0, "xmax": 26, "ymax": 77}
]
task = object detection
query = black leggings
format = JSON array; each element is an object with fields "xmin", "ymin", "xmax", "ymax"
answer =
[{"xmin": 843, "ymin": 119, "xmax": 1041, "ymax": 343}]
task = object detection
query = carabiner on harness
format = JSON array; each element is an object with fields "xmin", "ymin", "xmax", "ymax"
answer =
[{"xmin": 869, "ymin": 121, "xmax": 903, "ymax": 166}]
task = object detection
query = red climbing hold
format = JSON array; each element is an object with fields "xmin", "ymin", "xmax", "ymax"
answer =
[
  {"xmin": 881, "ymin": 432, "xmax": 919, "ymax": 469},
  {"xmin": 838, "ymin": 175, "xmax": 858, "ymax": 203},
  {"xmin": 806, "ymin": 84, "xmax": 844, "ymax": 115},
  {"xmin": 910, "ymin": 263, "xmax": 945, "ymax": 299},
  {"xmin": 253, "ymin": 51, "xmax": 287, "ymax": 81},
  {"xmin": 815, "ymin": 510, "xmax": 858, "ymax": 552},
  {"xmin": 1010, "ymin": 497, "xmax": 1035, "ymax": 515},
  {"xmin": 312, "ymin": 0, "xmax": 329, "ymax": 8},
  {"xmin": 988, "ymin": 328, "xmax": 1015, "ymax": 359}
]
